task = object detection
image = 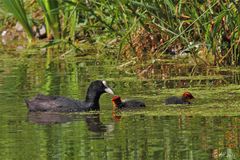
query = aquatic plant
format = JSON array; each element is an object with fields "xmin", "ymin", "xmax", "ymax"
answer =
[
  {"xmin": 36, "ymin": 0, "xmax": 61, "ymax": 39},
  {"xmin": 62, "ymin": 0, "xmax": 78, "ymax": 41},
  {"xmin": 121, "ymin": 0, "xmax": 240, "ymax": 65},
  {"xmin": 2, "ymin": 0, "xmax": 34, "ymax": 42},
  {"xmin": 1, "ymin": 0, "xmax": 239, "ymax": 66}
]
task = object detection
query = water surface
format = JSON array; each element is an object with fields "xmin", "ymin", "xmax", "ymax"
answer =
[{"xmin": 0, "ymin": 49, "xmax": 240, "ymax": 159}]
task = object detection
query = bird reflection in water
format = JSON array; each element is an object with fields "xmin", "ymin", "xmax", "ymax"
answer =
[
  {"xmin": 111, "ymin": 96, "xmax": 122, "ymax": 122},
  {"xmin": 27, "ymin": 112, "xmax": 72, "ymax": 124},
  {"xmin": 27, "ymin": 112, "xmax": 109, "ymax": 133},
  {"xmin": 112, "ymin": 107, "xmax": 122, "ymax": 122}
]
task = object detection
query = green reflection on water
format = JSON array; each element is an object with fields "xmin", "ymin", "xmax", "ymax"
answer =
[{"xmin": 0, "ymin": 51, "xmax": 240, "ymax": 159}]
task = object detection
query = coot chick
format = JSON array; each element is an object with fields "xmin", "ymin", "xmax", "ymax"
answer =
[
  {"xmin": 25, "ymin": 80, "xmax": 114, "ymax": 112},
  {"xmin": 165, "ymin": 91, "xmax": 194, "ymax": 105},
  {"xmin": 112, "ymin": 95, "xmax": 146, "ymax": 109}
]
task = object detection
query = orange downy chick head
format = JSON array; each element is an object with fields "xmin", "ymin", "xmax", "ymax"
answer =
[{"xmin": 182, "ymin": 92, "xmax": 194, "ymax": 99}]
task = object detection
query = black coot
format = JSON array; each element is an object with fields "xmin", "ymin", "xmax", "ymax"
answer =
[
  {"xmin": 25, "ymin": 80, "xmax": 114, "ymax": 112},
  {"xmin": 165, "ymin": 91, "xmax": 194, "ymax": 105}
]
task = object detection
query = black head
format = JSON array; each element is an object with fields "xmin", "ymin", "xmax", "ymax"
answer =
[
  {"xmin": 88, "ymin": 80, "xmax": 114, "ymax": 94},
  {"xmin": 85, "ymin": 80, "xmax": 114, "ymax": 104}
]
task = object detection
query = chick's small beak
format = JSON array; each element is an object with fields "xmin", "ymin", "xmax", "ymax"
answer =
[{"xmin": 105, "ymin": 87, "xmax": 114, "ymax": 95}]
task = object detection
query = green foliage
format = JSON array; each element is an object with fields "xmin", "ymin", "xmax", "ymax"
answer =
[
  {"xmin": 37, "ymin": 0, "xmax": 61, "ymax": 39},
  {"xmin": 2, "ymin": 0, "xmax": 34, "ymax": 42},
  {"xmin": 0, "ymin": 0, "xmax": 240, "ymax": 65},
  {"xmin": 62, "ymin": 0, "xmax": 78, "ymax": 41}
]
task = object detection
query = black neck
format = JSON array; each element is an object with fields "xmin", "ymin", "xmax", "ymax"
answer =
[
  {"xmin": 85, "ymin": 90, "xmax": 101, "ymax": 110},
  {"xmin": 182, "ymin": 96, "xmax": 189, "ymax": 103},
  {"xmin": 182, "ymin": 96, "xmax": 186, "ymax": 101},
  {"xmin": 116, "ymin": 101, "xmax": 124, "ymax": 108}
]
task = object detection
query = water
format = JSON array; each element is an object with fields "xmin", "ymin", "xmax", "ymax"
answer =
[{"xmin": 0, "ymin": 50, "xmax": 240, "ymax": 160}]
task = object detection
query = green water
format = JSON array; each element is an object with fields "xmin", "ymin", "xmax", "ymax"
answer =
[{"xmin": 0, "ymin": 50, "xmax": 240, "ymax": 160}]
